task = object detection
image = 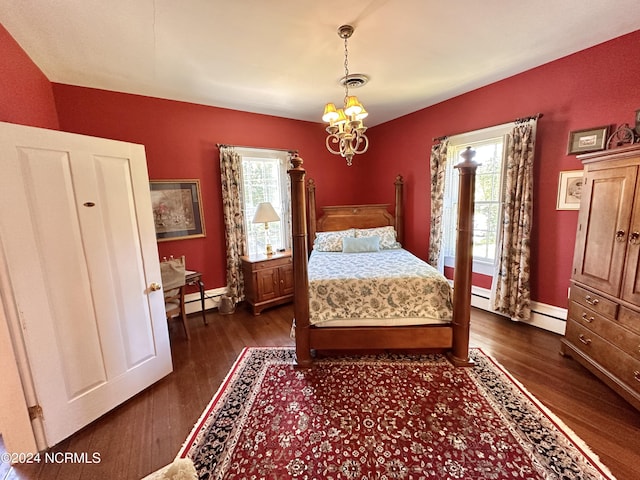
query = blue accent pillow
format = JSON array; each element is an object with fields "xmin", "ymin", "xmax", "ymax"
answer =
[{"xmin": 342, "ymin": 236, "xmax": 380, "ymax": 253}]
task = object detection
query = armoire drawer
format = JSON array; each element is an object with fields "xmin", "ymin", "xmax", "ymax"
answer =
[
  {"xmin": 565, "ymin": 320, "xmax": 640, "ymax": 395},
  {"xmin": 568, "ymin": 302, "xmax": 640, "ymax": 361},
  {"xmin": 570, "ymin": 284, "xmax": 618, "ymax": 319},
  {"xmin": 619, "ymin": 306, "xmax": 640, "ymax": 336}
]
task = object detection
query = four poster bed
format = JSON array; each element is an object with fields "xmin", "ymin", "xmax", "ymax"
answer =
[{"xmin": 288, "ymin": 149, "xmax": 478, "ymax": 367}]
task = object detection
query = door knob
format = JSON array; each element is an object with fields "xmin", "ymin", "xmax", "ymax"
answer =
[{"xmin": 149, "ymin": 282, "xmax": 162, "ymax": 291}]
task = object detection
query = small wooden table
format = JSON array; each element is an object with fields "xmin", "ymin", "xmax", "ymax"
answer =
[
  {"xmin": 185, "ymin": 270, "xmax": 208, "ymax": 325},
  {"xmin": 241, "ymin": 251, "xmax": 294, "ymax": 315}
]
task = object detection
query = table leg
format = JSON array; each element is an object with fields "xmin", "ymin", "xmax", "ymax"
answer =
[{"xmin": 197, "ymin": 279, "xmax": 208, "ymax": 325}]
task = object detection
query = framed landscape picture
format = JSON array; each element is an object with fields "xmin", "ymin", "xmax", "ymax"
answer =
[
  {"xmin": 149, "ymin": 180, "xmax": 206, "ymax": 241},
  {"xmin": 556, "ymin": 170, "xmax": 584, "ymax": 210}
]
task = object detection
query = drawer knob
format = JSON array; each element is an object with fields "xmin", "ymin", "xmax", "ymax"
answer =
[
  {"xmin": 630, "ymin": 232, "xmax": 640, "ymax": 245},
  {"xmin": 578, "ymin": 334, "xmax": 592, "ymax": 346},
  {"xmin": 584, "ymin": 295, "xmax": 599, "ymax": 306},
  {"xmin": 581, "ymin": 312, "xmax": 594, "ymax": 323},
  {"xmin": 616, "ymin": 230, "xmax": 626, "ymax": 242},
  {"xmin": 635, "ymin": 371, "xmax": 640, "ymax": 383}
]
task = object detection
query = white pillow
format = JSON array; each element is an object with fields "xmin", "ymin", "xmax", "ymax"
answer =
[
  {"xmin": 313, "ymin": 229, "xmax": 355, "ymax": 252},
  {"xmin": 342, "ymin": 236, "xmax": 380, "ymax": 253},
  {"xmin": 355, "ymin": 226, "xmax": 401, "ymax": 249}
]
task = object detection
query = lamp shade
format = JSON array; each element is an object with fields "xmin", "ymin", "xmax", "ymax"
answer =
[
  {"xmin": 322, "ymin": 103, "xmax": 339, "ymax": 123},
  {"xmin": 344, "ymin": 96, "xmax": 363, "ymax": 116},
  {"xmin": 252, "ymin": 202, "xmax": 280, "ymax": 223}
]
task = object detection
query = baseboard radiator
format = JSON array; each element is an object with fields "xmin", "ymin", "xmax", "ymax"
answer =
[
  {"xmin": 184, "ymin": 285, "xmax": 568, "ymax": 335},
  {"xmin": 184, "ymin": 287, "xmax": 228, "ymax": 315},
  {"xmin": 469, "ymin": 285, "xmax": 567, "ymax": 335}
]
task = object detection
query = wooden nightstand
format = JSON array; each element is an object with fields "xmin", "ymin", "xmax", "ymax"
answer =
[{"xmin": 241, "ymin": 250, "xmax": 294, "ymax": 315}]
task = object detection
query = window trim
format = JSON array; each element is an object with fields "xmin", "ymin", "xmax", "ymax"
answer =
[
  {"xmin": 236, "ymin": 148, "xmax": 291, "ymax": 257},
  {"xmin": 442, "ymin": 123, "xmax": 512, "ymax": 276}
]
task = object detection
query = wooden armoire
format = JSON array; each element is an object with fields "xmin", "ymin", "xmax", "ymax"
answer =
[{"xmin": 562, "ymin": 144, "xmax": 640, "ymax": 411}]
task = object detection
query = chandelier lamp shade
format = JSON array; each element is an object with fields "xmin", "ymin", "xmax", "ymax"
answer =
[{"xmin": 322, "ymin": 24, "xmax": 369, "ymax": 166}]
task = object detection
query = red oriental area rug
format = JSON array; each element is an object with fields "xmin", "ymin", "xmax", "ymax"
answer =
[{"xmin": 178, "ymin": 348, "xmax": 615, "ymax": 479}]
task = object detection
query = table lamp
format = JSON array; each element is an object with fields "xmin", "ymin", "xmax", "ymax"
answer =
[{"xmin": 252, "ymin": 202, "xmax": 280, "ymax": 255}]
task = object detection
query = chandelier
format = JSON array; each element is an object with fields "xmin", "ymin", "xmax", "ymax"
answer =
[{"xmin": 322, "ymin": 24, "xmax": 369, "ymax": 166}]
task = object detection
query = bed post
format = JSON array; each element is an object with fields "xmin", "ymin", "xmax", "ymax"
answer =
[
  {"xmin": 394, "ymin": 175, "xmax": 404, "ymax": 245},
  {"xmin": 307, "ymin": 178, "xmax": 317, "ymax": 252},
  {"xmin": 288, "ymin": 154, "xmax": 312, "ymax": 366},
  {"xmin": 448, "ymin": 147, "xmax": 479, "ymax": 367}
]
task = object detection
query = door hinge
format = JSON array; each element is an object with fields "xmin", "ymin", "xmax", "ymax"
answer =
[{"xmin": 28, "ymin": 404, "xmax": 43, "ymax": 420}]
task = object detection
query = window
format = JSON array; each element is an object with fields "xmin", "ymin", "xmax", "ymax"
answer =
[
  {"xmin": 238, "ymin": 148, "xmax": 291, "ymax": 257},
  {"xmin": 442, "ymin": 125, "xmax": 510, "ymax": 275}
]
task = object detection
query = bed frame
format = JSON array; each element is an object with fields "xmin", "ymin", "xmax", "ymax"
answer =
[{"xmin": 289, "ymin": 148, "xmax": 478, "ymax": 367}]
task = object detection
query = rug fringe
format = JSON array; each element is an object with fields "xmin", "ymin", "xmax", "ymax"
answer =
[{"xmin": 476, "ymin": 348, "xmax": 618, "ymax": 480}]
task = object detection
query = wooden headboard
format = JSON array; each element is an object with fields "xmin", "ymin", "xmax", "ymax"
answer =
[{"xmin": 306, "ymin": 176, "xmax": 404, "ymax": 249}]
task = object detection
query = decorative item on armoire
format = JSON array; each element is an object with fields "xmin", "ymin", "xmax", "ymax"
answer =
[{"xmin": 606, "ymin": 123, "xmax": 637, "ymax": 149}]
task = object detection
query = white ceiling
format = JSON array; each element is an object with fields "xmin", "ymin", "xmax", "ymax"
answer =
[{"xmin": 2, "ymin": 0, "xmax": 640, "ymax": 126}]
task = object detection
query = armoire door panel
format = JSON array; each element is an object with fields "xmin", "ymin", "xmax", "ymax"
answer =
[
  {"xmin": 622, "ymin": 174, "xmax": 640, "ymax": 304},
  {"xmin": 573, "ymin": 166, "xmax": 636, "ymax": 296}
]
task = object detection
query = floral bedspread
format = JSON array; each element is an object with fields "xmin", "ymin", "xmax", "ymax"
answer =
[{"xmin": 308, "ymin": 249, "xmax": 453, "ymax": 325}]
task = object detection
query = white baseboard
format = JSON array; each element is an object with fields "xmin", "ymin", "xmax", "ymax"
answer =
[
  {"xmin": 184, "ymin": 287, "xmax": 227, "ymax": 315},
  {"xmin": 469, "ymin": 285, "xmax": 567, "ymax": 335}
]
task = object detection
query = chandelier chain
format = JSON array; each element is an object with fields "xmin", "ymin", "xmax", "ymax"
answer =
[{"xmin": 343, "ymin": 35, "xmax": 349, "ymax": 104}]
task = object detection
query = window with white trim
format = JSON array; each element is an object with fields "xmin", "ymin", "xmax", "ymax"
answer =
[
  {"xmin": 442, "ymin": 124, "xmax": 510, "ymax": 276},
  {"xmin": 238, "ymin": 148, "xmax": 291, "ymax": 257}
]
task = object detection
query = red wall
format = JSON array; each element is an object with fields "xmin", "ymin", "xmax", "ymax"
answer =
[
  {"xmin": 0, "ymin": 23, "xmax": 59, "ymax": 129},
  {"xmin": 365, "ymin": 29, "xmax": 640, "ymax": 308},
  {"xmin": 4, "ymin": 20, "xmax": 640, "ymax": 310},
  {"xmin": 52, "ymin": 86, "xmax": 366, "ymax": 289}
]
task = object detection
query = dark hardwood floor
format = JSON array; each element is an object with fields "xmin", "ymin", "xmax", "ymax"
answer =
[{"xmin": 3, "ymin": 305, "xmax": 640, "ymax": 480}]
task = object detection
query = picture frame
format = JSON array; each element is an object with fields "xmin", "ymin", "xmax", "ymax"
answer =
[
  {"xmin": 556, "ymin": 170, "xmax": 584, "ymax": 210},
  {"xmin": 149, "ymin": 180, "xmax": 206, "ymax": 241},
  {"xmin": 567, "ymin": 126, "xmax": 608, "ymax": 155}
]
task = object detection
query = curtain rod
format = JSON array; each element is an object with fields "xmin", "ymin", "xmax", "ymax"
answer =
[
  {"xmin": 216, "ymin": 143, "xmax": 298, "ymax": 155},
  {"xmin": 432, "ymin": 113, "xmax": 543, "ymax": 143}
]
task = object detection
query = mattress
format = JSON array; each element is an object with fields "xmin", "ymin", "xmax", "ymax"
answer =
[{"xmin": 308, "ymin": 248, "xmax": 453, "ymax": 326}]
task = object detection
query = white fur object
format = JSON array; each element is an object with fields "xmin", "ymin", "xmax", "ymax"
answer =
[{"xmin": 141, "ymin": 458, "xmax": 197, "ymax": 480}]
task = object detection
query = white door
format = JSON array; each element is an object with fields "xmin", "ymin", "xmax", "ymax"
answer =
[{"xmin": 0, "ymin": 121, "xmax": 172, "ymax": 447}]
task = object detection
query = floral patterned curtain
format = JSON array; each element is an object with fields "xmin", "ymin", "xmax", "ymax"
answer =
[
  {"xmin": 491, "ymin": 122, "xmax": 536, "ymax": 321},
  {"xmin": 220, "ymin": 147, "xmax": 247, "ymax": 304},
  {"xmin": 428, "ymin": 139, "xmax": 449, "ymax": 270}
]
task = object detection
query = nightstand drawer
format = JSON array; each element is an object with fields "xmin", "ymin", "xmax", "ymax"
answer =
[
  {"xmin": 570, "ymin": 284, "xmax": 618, "ymax": 319},
  {"xmin": 252, "ymin": 255, "xmax": 292, "ymax": 270}
]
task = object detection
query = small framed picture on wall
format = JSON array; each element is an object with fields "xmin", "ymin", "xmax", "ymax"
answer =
[
  {"xmin": 556, "ymin": 170, "xmax": 584, "ymax": 210},
  {"xmin": 567, "ymin": 126, "xmax": 608, "ymax": 155}
]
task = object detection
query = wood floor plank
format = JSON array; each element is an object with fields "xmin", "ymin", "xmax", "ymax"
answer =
[{"xmin": 2, "ymin": 304, "xmax": 639, "ymax": 479}]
